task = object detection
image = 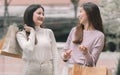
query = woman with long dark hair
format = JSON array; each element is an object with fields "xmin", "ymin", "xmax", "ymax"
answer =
[
  {"xmin": 61, "ymin": 2, "xmax": 105, "ymax": 75},
  {"xmin": 16, "ymin": 4, "xmax": 58, "ymax": 75}
]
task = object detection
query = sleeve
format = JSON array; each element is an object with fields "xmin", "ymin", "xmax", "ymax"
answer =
[
  {"xmin": 16, "ymin": 29, "xmax": 35, "ymax": 54},
  {"xmin": 49, "ymin": 29, "xmax": 59, "ymax": 75},
  {"xmin": 61, "ymin": 28, "xmax": 74, "ymax": 60},
  {"xmin": 84, "ymin": 34, "xmax": 105, "ymax": 66}
]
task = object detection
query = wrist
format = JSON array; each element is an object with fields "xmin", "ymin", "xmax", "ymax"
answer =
[
  {"xmin": 82, "ymin": 51, "xmax": 88, "ymax": 55},
  {"xmin": 63, "ymin": 59, "xmax": 68, "ymax": 62}
]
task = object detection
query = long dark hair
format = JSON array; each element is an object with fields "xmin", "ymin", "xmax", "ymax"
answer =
[
  {"xmin": 23, "ymin": 4, "xmax": 44, "ymax": 44},
  {"xmin": 73, "ymin": 2, "xmax": 104, "ymax": 44},
  {"xmin": 24, "ymin": 4, "xmax": 44, "ymax": 28}
]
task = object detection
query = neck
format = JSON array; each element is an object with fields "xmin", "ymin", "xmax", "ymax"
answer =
[
  {"xmin": 84, "ymin": 23, "xmax": 95, "ymax": 31},
  {"xmin": 35, "ymin": 25, "xmax": 41, "ymax": 29},
  {"xmin": 35, "ymin": 25, "xmax": 40, "ymax": 27}
]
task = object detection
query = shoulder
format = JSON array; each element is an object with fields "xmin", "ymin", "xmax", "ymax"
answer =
[
  {"xmin": 69, "ymin": 27, "xmax": 76, "ymax": 34},
  {"xmin": 42, "ymin": 28, "xmax": 54, "ymax": 36},
  {"xmin": 71, "ymin": 27, "xmax": 76, "ymax": 31},
  {"xmin": 16, "ymin": 30, "xmax": 26, "ymax": 37},
  {"xmin": 17, "ymin": 30, "xmax": 25, "ymax": 34},
  {"xmin": 95, "ymin": 30, "xmax": 105, "ymax": 39},
  {"xmin": 43, "ymin": 28, "xmax": 53, "ymax": 33}
]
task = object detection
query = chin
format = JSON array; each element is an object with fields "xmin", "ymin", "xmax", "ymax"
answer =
[{"xmin": 38, "ymin": 22, "xmax": 43, "ymax": 25}]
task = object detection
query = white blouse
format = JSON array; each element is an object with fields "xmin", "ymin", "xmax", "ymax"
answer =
[{"xmin": 16, "ymin": 26, "xmax": 58, "ymax": 75}]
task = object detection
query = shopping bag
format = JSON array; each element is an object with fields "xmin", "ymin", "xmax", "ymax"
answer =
[
  {"xmin": 0, "ymin": 24, "xmax": 22, "ymax": 58},
  {"xmin": 71, "ymin": 64, "xmax": 108, "ymax": 75}
]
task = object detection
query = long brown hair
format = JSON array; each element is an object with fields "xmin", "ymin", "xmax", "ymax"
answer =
[
  {"xmin": 73, "ymin": 24, "xmax": 84, "ymax": 44},
  {"xmin": 73, "ymin": 2, "xmax": 104, "ymax": 44}
]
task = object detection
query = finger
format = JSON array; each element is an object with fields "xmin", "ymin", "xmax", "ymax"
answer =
[
  {"xmin": 67, "ymin": 55, "xmax": 71, "ymax": 59},
  {"xmin": 64, "ymin": 52, "xmax": 70, "ymax": 59},
  {"xmin": 66, "ymin": 50, "xmax": 72, "ymax": 55},
  {"xmin": 64, "ymin": 53, "xmax": 67, "ymax": 58},
  {"xmin": 79, "ymin": 45, "xmax": 83, "ymax": 50},
  {"xmin": 79, "ymin": 45, "xmax": 83, "ymax": 48},
  {"xmin": 64, "ymin": 52, "xmax": 69, "ymax": 57},
  {"xmin": 67, "ymin": 50, "xmax": 72, "ymax": 53},
  {"xmin": 64, "ymin": 52, "xmax": 67, "ymax": 56},
  {"xmin": 24, "ymin": 26, "xmax": 28, "ymax": 30},
  {"xmin": 81, "ymin": 46, "xmax": 85, "ymax": 50},
  {"xmin": 83, "ymin": 47, "xmax": 86, "ymax": 50},
  {"xmin": 79, "ymin": 45, "xmax": 87, "ymax": 51},
  {"xmin": 24, "ymin": 24, "xmax": 27, "ymax": 27}
]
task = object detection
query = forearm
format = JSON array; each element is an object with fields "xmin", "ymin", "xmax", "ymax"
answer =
[{"xmin": 16, "ymin": 29, "xmax": 35, "ymax": 52}]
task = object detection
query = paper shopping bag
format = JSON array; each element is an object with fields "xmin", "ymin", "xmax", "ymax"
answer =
[
  {"xmin": 0, "ymin": 24, "xmax": 22, "ymax": 58},
  {"xmin": 72, "ymin": 64, "xmax": 108, "ymax": 75}
]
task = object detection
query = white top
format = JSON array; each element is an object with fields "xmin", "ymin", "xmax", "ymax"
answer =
[{"xmin": 16, "ymin": 26, "xmax": 58, "ymax": 75}]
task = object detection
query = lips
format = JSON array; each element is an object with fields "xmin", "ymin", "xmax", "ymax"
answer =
[
  {"xmin": 79, "ymin": 16, "xmax": 83, "ymax": 19},
  {"xmin": 38, "ymin": 17, "xmax": 44, "ymax": 21}
]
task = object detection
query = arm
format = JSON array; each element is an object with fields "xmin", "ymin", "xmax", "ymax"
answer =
[
  {"xmin": 61, "ymin": 28, "xmax": 74, "ymax": 61},
  {"xmin": 49, "ymin": 29, "xmax": 59, "ymax": 75},
  {"xmin": 84, "ymin": 34, "xmax": 105, "ymax": 66},
  {"xmin": 16, "ymin": 28, "xmax": 35, "ymax": 53}
]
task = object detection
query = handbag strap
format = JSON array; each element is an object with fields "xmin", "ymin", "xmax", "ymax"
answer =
[{"xmin": 84, "ymin": 57, "xmax": 96, "ymax": 67}]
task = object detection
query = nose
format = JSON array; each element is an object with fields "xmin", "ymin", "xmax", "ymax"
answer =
[
  {"xmin": 77, "ymin": 13, "xmax": 80, "ymax": 19},
  {"xmin": 40, "ymin": 14, "xmax": 44, "ymax": 18}
]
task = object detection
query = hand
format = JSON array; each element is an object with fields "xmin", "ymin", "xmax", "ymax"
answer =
[
  {"xmin": 79, "ymin": 45, "xmax": 88, "ymax": 55},
  {"xmin": 24, "ymin": 24, "xmax": 33, "ymax": 32},
  {"xmin": 64, "ymin": 50, "xmax": 72, "ymax": 60}
]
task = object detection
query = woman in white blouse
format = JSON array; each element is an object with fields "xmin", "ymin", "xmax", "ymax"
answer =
[{"xmin": 16, "ymin": 4, "xmax": 58, "ymax": 75}]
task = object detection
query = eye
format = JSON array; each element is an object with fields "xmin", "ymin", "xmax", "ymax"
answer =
[
  {"xmin": 38, "ymin": 12, "xmax": 44, "ymax": 16},
  {"xmin": 38, "ymin": 12, "xmax": 41, "ymax": 15},
  {"xmin": 42, "ymin": 13, "xmax": 44, "ymax": 16},
  {"xmin": 80, "ymin": 10, "xmax": 82, "ymax": 13}
]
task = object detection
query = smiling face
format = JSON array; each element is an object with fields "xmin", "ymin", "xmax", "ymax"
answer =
[
  {"xmin": 78, "ymin": 7, "xmax": 88, "ymax": 25},
  {"xmin": 33, "ymin": 8, "xmax": 44, "ymax": 26}
]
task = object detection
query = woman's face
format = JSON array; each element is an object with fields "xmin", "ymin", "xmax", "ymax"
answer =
[
  {"xmin": 78, "ymin": 7, "xmax": 88, "ymax": 25},
  {"xmin": 33, "ymin": 8, "xmax": 44, "ymax": 26}
]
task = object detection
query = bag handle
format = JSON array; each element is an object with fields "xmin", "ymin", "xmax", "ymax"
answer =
[{"xmin": 84, "ymin": 57, "xmax": 96, "ymax": 67}]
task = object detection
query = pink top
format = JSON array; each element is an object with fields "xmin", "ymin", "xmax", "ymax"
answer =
[{"xmin": 62, "ymin": 27, "xmax": 105, "ymax": 66}]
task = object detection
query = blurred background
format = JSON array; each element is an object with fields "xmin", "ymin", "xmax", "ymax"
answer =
[
  {"xmin": 0, "ymin": 0, "xmax": 120, "ymax": 75},
  {"xmin": 0, "ymin": 0, "xmax": 120, "ymax": 52}
]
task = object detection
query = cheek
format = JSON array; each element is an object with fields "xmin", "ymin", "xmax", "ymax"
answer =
[
  {"xmin": 80, "ymin": 16, "xmax": 88, "ymax": 24},
  {"xmin": 83, "ymin": 16, "xmax": 87, "ymax": 21},
  {"xmin": 82, "ymin": 13, "xmax": 88, "ymax": 20},
  {"xmin": 33, "ymin": 15, "xmax": 37, "ymax": 22}
]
